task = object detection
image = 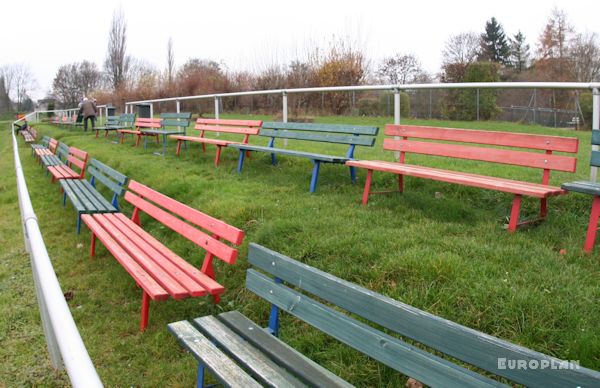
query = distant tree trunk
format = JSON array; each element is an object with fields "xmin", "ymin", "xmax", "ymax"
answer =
[{"xmin": 104, "ymin": 8, "xmax": 130, "ymax": 91}]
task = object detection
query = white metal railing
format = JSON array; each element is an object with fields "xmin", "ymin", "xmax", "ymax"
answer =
[{"xmin": 11, "ymin": 113, "xmax": 103, "ymax": 387}]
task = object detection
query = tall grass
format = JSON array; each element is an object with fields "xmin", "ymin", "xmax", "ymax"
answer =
[{"xmin": 1, "ymin": 116, "xmax": 598, "ymax": 386}]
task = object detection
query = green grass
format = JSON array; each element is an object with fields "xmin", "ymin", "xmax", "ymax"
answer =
[{"xmin": 1, "ymin": 116, "xmax": 599, "ymax": 386}]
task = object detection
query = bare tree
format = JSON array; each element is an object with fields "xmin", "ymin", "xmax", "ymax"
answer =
[
  {"xmin": 570, "ymin": 32, "xmax": 600, "ymax": 82},
  {"xmin": 53, "ymin": 64, "xmax": 81, "ymax": 108},
  {"xmin": 104, "ymin": 7, "xmax": 131, "ymax": 91},
  {"xmin": 377, "ymin": 53, "xmax": 425, "ymax": 84},
  {"xmin": 12, "ymin": 64, "xmax": 37, "ymax": 111},
  {"xmin": 537, "ymin": 7, "xmax": 573, "ymax": 60},
  {"xmin": 77, "ymin": 60, "xmax": 102, "ymax": 96},
  {"xmin": 442, "ymin": 32, "xmax": 480, "ymax": 66},
  {"xmin": 166, "ymin": 37, "xmax": 175, "ymax": 88}
]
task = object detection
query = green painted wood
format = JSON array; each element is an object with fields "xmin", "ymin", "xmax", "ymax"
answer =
[
  {"xmin": 139, "ymin": 129, "xmax": 185, "ymax": 135},
  {"xmin": 167, "ymin": 320, "xmax": 262, "ymax": 388},
  {"xmin": 160, "ymin": 119, "xmax": 190, "ymax": 128},
  {"xmin": 41, "ymin": 155, "xmax": 63, "ymax": 167},
  {"xmin": 263, "ymin": 122, "xmax": 379, "ymax": 136},
  {"xmin": 80, "ymin": 180, "xmax": 115, "ymax": 211},
  {"xmin": 88, "ymin": 159, "xmax": 128, "ymax": 196},
  {"xmin": 194, "ymin": 315, "xmax": 306, "ymax": 387},
  {"xmin": 89, "ymin": 159, "xmax": 128, "ymax": 184},
  {"xmin": 161, "ymin": 112, "xmax": 192, "ymax": 119},
  {"xmin": 248, "ymin": 244, "xmax": 600, "ymax": 387},
  {"xmin": 61, "ymin": 180, "xmax": 88, "ymax": 213},
  {"xmin": 57, "ymin": 143, "xmax": 70, "ymax": 159},
  {"xmin": 592, "ymin": 130, "xmax": 600, "ymax": 146},
  {"xmin": 246, "ymin": 269, "xmax": 505, "ymax": 388},
  {"xmin": 259, "ymin": 129, "xmax": 375, "ymax": 146},
  {"xmin": 229, "ymin": 144, "xmax": 349, "ymax": 163},
  {"xmin": 562, "ymin": 181, "xmax": 600, "ymax": 196},
  {"xmin": 218, "ymin": 311, "xmax": 354, "ymax": 388},
  {"xmin": 118, "ymin": 113, "xmax": 136, "ymax": 127},
  {"xmin": 591, "ymin": 150, "xmax": 600, "ymax": 167}
]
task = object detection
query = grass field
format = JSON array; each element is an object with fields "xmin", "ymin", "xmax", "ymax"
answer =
[{"xmin": 1, "ymin": 115, "xmax": 599, "ymax": 386}]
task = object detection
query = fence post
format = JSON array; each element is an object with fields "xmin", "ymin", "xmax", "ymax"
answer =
[
  {"xmin": 394, "ymin": 88, "xmax": 401, "ymax": 160},
  {"xmin": 150, "ymin": 103, "xmax": 154, "ymax": 118},
  {"xmin": 176, "ymin": 100, "xmax": 180, "ymax": 113},
  {"xmin": 592, "ymin": 88, "xmax": 599, "ymax": 182},
  {"xmin": 282, "ymin": 91, "xmax": 288, "ymax": 147},
  {"xmin": 476, "ymin": 88, "xmax": 480, "ymax": 121}
]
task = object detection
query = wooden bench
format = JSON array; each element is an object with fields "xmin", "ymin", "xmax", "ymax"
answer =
[
  {"xmin": 31, "ymin": 135, "xmax": 50, "ymax": 154},
  {"xmin": 170, "ymin": 118, "xmax": 263, "ymax": 166},
  {"xmin": 47, "ymin": 146, "xmax": 88, "ymax": 182},
  {"xmin": 169, "ymin": 243, "xmax": 600, "ymax": 387},
  {"xmin": 230, "ymin": 122, "xmax": 379, "ymax": 192},
  {"xmin": 562, "ymin": 129, "xmax": 600, "ymax": 252},
  {"xmin": 139, "ymin": 112, "xmax": 192, "ymax": 155},
  {"xmin": 40, "ymin": 142, "xmax": 69, "ymax": 169},
  {"xmin": 347, "ymin": 125, "xmax": 579, "ymax": 232},
  {"xmin": 60, "ymin": 159, "xmax": 129, "ymax": 234},
  {"xmin": 95, "ymin": 113, "xmax": 136, "ymax": 138},
  {"xmin": 34, "ymin": 137, "xmax": 58, "ymax": 160},
  {"xmin": 21, "ymin": 127, "xmax": 37, "ymax": 143},
  {"xmin": 81, "ymin": 180, "xmax": 245, "ymax": 331},
  {"xmin": 118, "ymin": 118, "xmax": 163, "ymax": 146}
]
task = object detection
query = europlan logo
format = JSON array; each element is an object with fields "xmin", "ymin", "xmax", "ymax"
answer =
[{"xmin": 497, "ymin": 357, "xmax": 580, "ymax": 371}]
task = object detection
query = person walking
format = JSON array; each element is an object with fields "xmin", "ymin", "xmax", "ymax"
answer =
[{"xmin": 79, "ymin": 97, "xmax": 98, "ymax": 132}]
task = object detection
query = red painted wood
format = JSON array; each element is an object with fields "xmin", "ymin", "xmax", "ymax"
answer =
[
  {"xmin": 584, "ymin": 196, "xmax": 600, "ymax": 253},
  {"xmin": 214, "ymin": 146, "xmax": 222, "ymax": 166},
  {"xmin": 169, "ymin": 135, "xmax": 235, "ymax": 147},
  {"xmin": 362, "ymin": 169, "xmax": 373, "ymax": 205},
  {"xmin": 124, "ymin": 191, "xmax": 238, "ymax": 263},
  {"xmin": 140, "ymin": 291, "xmax": 149, "ymax": 331},
  {"xmin": 194, "ymin": 124, "xmax": 260, "ymax": 135},
  {"xmin": 112, "ymin": 213, "xmax": 224, "ymax": 295},
  {"xmin": 385, "ymin": 125, "xmax": 579, "ymax": 153},
  {"xmin": 127, "ymin": 180, "xmax": 245, "ymax": 245},
  {"xmin": 383, "ymin": 139, "xmax": 577, "ymax": 172},
  {"xmin": 346, "ymin": 160, "xmax": 566, "ymax": 198},
  {"xmin": 81, "ymin": 214, "xmax": 169, "ymax": 300},
  {"xmin": 508, "ymin": 195, "xmax": 522, "ymax": 232},
  {"xmin": 196, "ymin": 118, "xmax": 262, "ymax": 128},
  {"xmin": 540, "ymin": 198, "xmax": 548, "ymax": 218},
  {"xmin": 135, "ymin": 118, "xmax": 163, "ymax": 129},
  {"xmin": 48, "ymin": 165, "xmax": 80, "ymax": 180}
]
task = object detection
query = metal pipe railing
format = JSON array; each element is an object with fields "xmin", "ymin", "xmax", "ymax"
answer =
[{"xmin": 11, "ymin": 114, "xmax": 103, "ymax": 387}]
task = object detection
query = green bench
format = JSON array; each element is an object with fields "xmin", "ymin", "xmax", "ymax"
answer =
[
  {"xmin": 229, "ymin": 122, "xmax": 379, "ymax": 192},
  {"xmin": 60, "ymin": 159, "xmax": 129, "ymax": 234},
  {"xmin": 40, "ymin": 142, "xmax": 69, "ymax": 169},
  {"xmin": 31, "ymin": 135, "xmax": 50, "ymax": 154},
  {"xmin": 140, "ymin": 112, "xmax": 193, "ymax": 155},
  {"xmin": 562, "ymin": 129, "xmax": 600, "ymax": 252},
  {"xmin": 95, "ymin": 113, "xmax": 136, "ymax": 138},
  {"xmin": 169, "ymin": 243, "xmax": 600, "ymax": 387}
]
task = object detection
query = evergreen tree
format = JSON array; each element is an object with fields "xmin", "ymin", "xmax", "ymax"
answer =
[
  {"xmin": 509, "ymin": 31, "xmax": 530, "ymax": 72},
  {"xmin": 479, "ymin": 17, "xmax": 510, "ymax": 64}
]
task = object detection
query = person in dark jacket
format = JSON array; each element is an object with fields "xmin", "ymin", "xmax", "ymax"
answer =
[{"xmin": 79, "ymin": 97, "xmax": 98, "ymax": 131}]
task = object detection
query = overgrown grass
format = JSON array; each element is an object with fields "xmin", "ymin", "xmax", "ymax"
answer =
[{"xmin": 1, "ymin": 116, "xmax": 599, "ymax": 386}]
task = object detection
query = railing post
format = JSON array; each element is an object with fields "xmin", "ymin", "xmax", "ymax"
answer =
[
  {"xmin": 592, "ymin": 88, "xmax": 600, "ymax": 182},
  {"xmin": 394, "ymin": 88, "xmax": 401, "ymax": 160},
  {"xmin": 214, "ymin": 97, "xmax": 220, "ymax": 136},
  {"xmin": 176, "ymin": 100, "xmax": 180, "ymax": 113},
  {"xmin": 476, "ymin": 88, "xmax": 480, "ymax": 121},
  {"xmin": 150, "ymin": 103, "xmax": 154, "ymax": 118},
  {"xmin": 282, "ymin": 91, "xmax": 288, "ymax": 147}
]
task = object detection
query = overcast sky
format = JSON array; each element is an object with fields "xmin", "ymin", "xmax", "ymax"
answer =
[{"xmin": 2, "ymin": 0, "xmax": 598, "ymax": 100}]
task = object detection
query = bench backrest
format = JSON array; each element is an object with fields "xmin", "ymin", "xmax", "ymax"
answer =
[
  {"xmin": 135, "ymin": 118, "xmax": 162, "ymax": 129},
  {"xmin": 591, "ymin": 130, "xmax": 600, "ymax": 167},
  {"xmin": 124, "ymin": 180, "xmax": 245, "ymax": 273},
  {"xmin": 195, "ymin": 118, "xmax": 263, "ymax": 143},
  {"xmin": 48, "ymin": 138, "xmax": 58, "ymax": 154},
  {"xmin": 260, "ymin": 122, "xmax": 379, "ymax": 158},
  {"xmin": 65, "ymin": 146, "xmax": 89, "ymax": 179},
  {"xmin": 118, "ymin": 113, "xmax": 136, "ymax": 127},
  {"xmin": 247, "ymin": 243, "xmax": 600, "ymax": 387},
  {"xmin": 161, "ymin": 112, "xmax": 192, "ymax": 133},
  {"xmin": 56, "ymin": 142, "xmax": 70, "ymax": 160},
  {"xmin": 29, "ymin": 128, "xmax": 37, "ymax": 139},
  {"xmin": 385, "ymin": 125, "xmax": 579, "ymax": 184},
  {"xmin": 104, "ymin": 116, "xmax": 120, "ymax": 126},
  {"xmin": 88, "ymin": 159, "xmax": 129, "ymax": 210},
  {"xmin": 40, "ymin": 136, "xmax": 50, "ymax": 147}
]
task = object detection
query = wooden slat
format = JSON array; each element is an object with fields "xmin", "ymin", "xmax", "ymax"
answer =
[
  {"xmin": 127, "ymin": 180, "xmax": 244, "ymax": 245},
  {"xmin": 160, "ymin": 119, "xmax": 190, "ymax": 128},
  {"xmin": 249, "ymin": 244, "xmax": 600, "ymax": 387},
  {"xmin": 386, "ymin": 125, "xmax": 579, "ymax": 153},
  {"xmin": 197, "ymin": 118, "xmax": 262, "ymax": 128},
  {"xmin": 246, "ymin": 270, "xmax": 504, "ymax": 388},
  {"xmin": 195, "ymin": 315, "xmax": 306, "ymax": 387},
  {"xmin": 562, "ymin": 181, "xmax": 600, "ymax": 196},
  {"xmin": 229, "ymin": 144, "xmax": 349, "ymax": 163},
  {"xmin": 111, "ymin": 213, "xmax": 224, "ymax": 295},
  {"xmin": 81, "ymin": 214, "xmax": 169, "ymax": 300},
  {"xmin": 194, "ymin": 124, "xmax": 260, "ymax": 135},
  {"xmin": 263, "ymin": 122, "xmax": 379, "ymax": 136},
  {"xmin": 219, "ymin": 311, "xmax": 354, "ymax": 388},
  {"xmin": 260, "ymin": 129, "xmax": 376, "ymax": 146},
  {"xmin": 383, "ymin": 138, "xmax": 577, "ymax": 172},
  {"xmin": 167, "ymin": 320, "xmax": 262, "ymax": 388},
  {"xmin": 161, "ymin": 112, "xmax": 192, "ymax": 119},
  {"xmin": 87, "ymin": 166, "xmax": 127, "ymax": 197},
  {"xmin": 61, "ymin": 180, "xmax": 92, "ymax": 213},
  {"xmin": 124, "ymin": 192, "xmax": 238, "ymax": 263},
  {"xmin": 591, "ymin": 150, "xmax": 600, "ymax": 168},
  {"xmin": 169, "ymin": 135, "xmax": 233, "ymax": 147},
  {"xmin": 65, "ymin": 180, "xmax": 111, "ymax": 213}
]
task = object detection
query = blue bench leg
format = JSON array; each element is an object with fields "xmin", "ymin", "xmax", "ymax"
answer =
[
  {"xmin": 63, "ymin": 192, "xmax": 67, "ymax": 206},
  {"xmin": 271, "ymin": 153, "xmax": 277, "ymax": 165},
  {"xmin": 237, "ymin": 150, "xmax": 246, "ymax": 173},
  {"xmin": 309, "ymin": 161, "xmax": 321, "ymax": 193},
  {"xmin": 76, "ymin": 214, "xmax": 82, "ymax": 234},
  {"xmin": 267, "ymin": 278, "xmax": 282, "ymax": 337},
  {"xmin": 197, "ymin": 362, "xmax": 205, "ymax": 388},
  {"xmin": 349, "ymin": 166, "xmax": 357, "ymax": 183}
]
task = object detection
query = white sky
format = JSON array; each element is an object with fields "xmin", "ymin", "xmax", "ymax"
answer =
[{"xmin": 2, "ymin": 0, "xmax": 598, "ymax": 100}]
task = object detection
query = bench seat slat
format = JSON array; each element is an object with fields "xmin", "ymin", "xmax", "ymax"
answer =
[
  {"xmin": 346, "ymin": 160, "xmax": 565, "ymax": 198},
  {"xmin": 48, "ymin": 164, "xmax": 80, "ymax": 180},
  {"xmin": 561, "ymin": 181, "xmax": 600, "ymax": 196},
  {"xmin": 219, "ymin": 311, "xmax": 354, "ymax": 388},
  {"xmin": 169, "ymin": 135, "xmax": 236, "ymax": 147},
  {"xmin": 112, "ymin": 213, "xmax": 224, "ymax": 295},
  {"xmin": 194, "ymin": 125, "xmax": 260, "ymax": 135},
  {"xmin": 230, "ymin": 144, "xmax": 349, "ymax": 163},
  {"xmin": 81, "ymin": 214, "xmax": 169, "ymax": 300},
  {"xmin": 260, "ymin": 129, "xmax": 376, "ymax": 146},
  {"xmin": 197, "ymin": 118, "xmax": 262, "ymax": 127},
  {"xmin": 246, "ymin": 270, "xmax": 504, "ymax": 388},
  {"xmin": 194, "ymin": 315, "xmax": 307, "ymax": 387},
  {"xmin": 103, "ymin": 213, "xmax": 216, "ymax": 297},
  {"xmin": 61, "ymin": 180, "xmax": 114, "ymax": 213},
  {"xmin": 263, "ymin": 121, "xmax": 379, "ymax": 136},
  {"xmin": 41, "ymin": 155, "xmax": 62, "ymax": 167},
  {"xmin": 167, "ymin": 321, "xmax": 262, "ymax": 388}
]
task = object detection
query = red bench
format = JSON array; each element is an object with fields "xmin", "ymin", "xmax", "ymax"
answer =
[
  {"xmin": 34, "ymin": 138, "xmax": 58, "ymax": 161},
  {"xmin": 170, "ymin": 119, "xmax": 262, "ymax": 166},
  {"xmin": 81, "ymin": 180, "xmax": 245, "ymax": 331},
  {"xmin": 47, "ymin": 146, "xmax": 89, "ymax": 182},
  {"xmin": 347, "ymin": 125, "xmax": 579, "ymax": 232},
  {"xmin": 118, "ymin": 118, "xmax": 162, "ymax": 146}
]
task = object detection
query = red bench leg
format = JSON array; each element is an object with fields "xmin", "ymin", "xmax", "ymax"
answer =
[
  {"xmin": 135, "ymin": 135, "xmax": 141, "ymax": 147},
  {"xmin": 361, "ymin": 170, "xmax": 373, "ymax": 205},
  {"xmin": 398, "ymin": 174, "xmax": 404, "ymax": 193},
  {"xmin": 584, "ymin": 196, "xmax": 600, "ymax": 253},
  {"xmin": 540, "ymin": 198, "xmax": 548, "ymax": 218},
  {"xmin": 90, "ymin": 233, "xmax": 96, "ymax": 257},
  {"xmin": 202, "ymin": 143, "xmax": 206, "ymax": 153},
  {"xmin": 95, "ymin": 130, "xmax": 99, "ymax": 138},
  {"xmin": 176, "ymin": 140, "xmax": 182, "ymax": 156},
  {"xmin": 214, "ymin": 146, "xmax": 222, "ymax": 167},
  {"xmin": 201, "ymin": 247, "xmax": 221, "ymax": 303},
  {"xmin": 508, "ymin": 194, "xmax": 522, "ymax": 233},
  {"xmin": 120, "ymin": 133, "xmax": 125, "ymax": 144},
  {"xmin": 140, "ymin": 291, "xmax": 150, "ymax": 331}
]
